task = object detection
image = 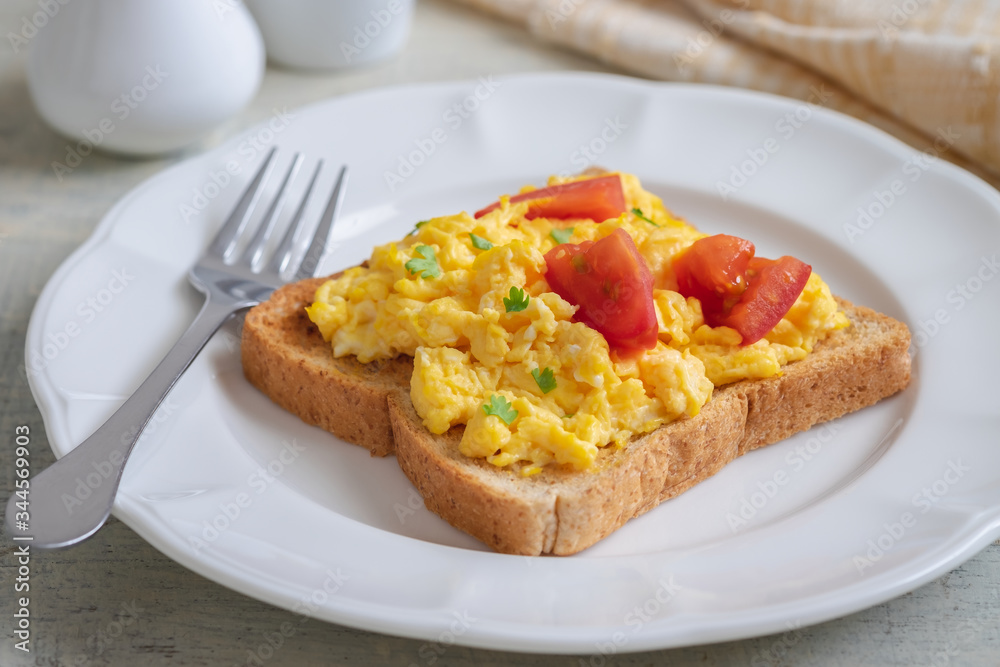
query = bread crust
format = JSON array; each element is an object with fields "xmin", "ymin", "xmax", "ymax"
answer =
[
  {"xmin": 243, "ymin": 279, "xmax": 912, "ymax": 555},
  {"xmin": 242, "ymin": 276, "xmax": 411, "ymax": 457}
]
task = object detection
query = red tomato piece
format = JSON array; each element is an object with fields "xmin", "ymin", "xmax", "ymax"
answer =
[
  {"xmin": 544, "ymin": 228, "xmax": 658, "ymax": 354},
  {"xmin": 474, "ymin": 175, "xmax": 626, "ymax": 222},
  {"xmin": 721, "ymin": 256, "xmax": 812, "ymax": 344},
  {"xmin": 672, "ymin": 234, "xmax": 812, "ymax": 345},
  {"xmin": 673, "ymin": 234, "xmax": 755, "ymax": 316}
]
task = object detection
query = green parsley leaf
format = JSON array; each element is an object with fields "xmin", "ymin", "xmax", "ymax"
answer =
[
  {"xmin": 482, "ymin": 394, "xmax": 518, "ymax": 425},
  {"xmin": 408, "ymin": 219, "xmax": 430, "ymax": 236},
  {"xmin": 631, "ymin": 208, "xmax": 660, "ymax": 227},
  {"xmin": 469, "ymin": 233, "xmax": 493, "ymax": 250},
  {"xmin": 404, "ymin": 244, "xmax": 440, "ymax": 279},
  {"xmin": 549, "ymin": 227, "xmax": 575, "ymax": 244},
  {"xmin": 503, "ymin": 286, "xmax": 530, "ymax": 313},
  {"xmin": 531, "ymin": 367, "xmax": 557, "ymax": 394}
]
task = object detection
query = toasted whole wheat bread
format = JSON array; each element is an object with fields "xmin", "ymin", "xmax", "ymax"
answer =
[{"xmin": 242, "ymin": 276, "xmax": 912, "ymax": 555}]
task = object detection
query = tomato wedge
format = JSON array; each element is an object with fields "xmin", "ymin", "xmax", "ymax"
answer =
[
  {"xmin": 544, "ymin": 228, "xmax": 658, "ymax": 354},
  {"xmin": 673, "ymin": 234, "xmax": 755, "ymax": 316},
  {"xmin": 474, "ymin": 175, "xmax": 626, "ymax": 221},
  {"xmin": 672, "ymin": 234, "xmax": 811, "ymax": 345},
  {"xmin": 720, "ymin": 256, "xmax": 812, "ymax": 344}
]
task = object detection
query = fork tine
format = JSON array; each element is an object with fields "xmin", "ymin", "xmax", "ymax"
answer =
[
  {"xmin": 237, "ymin": 153, "xmax": 303, "ymax": 269},
  {"xmin": 207, "ymin": 147, "xmax": 277, "ymax": 260},
  {"xmin": 292, "ymin": 165, "xmax": 349, "ymax": 282},
  {"xmin": 266, "ymin": 159, "xmax": 324, "ymax": 277}
]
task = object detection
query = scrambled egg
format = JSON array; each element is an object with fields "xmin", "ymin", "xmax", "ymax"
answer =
[{"xmin": 307, "ymin": 174, "xmax": 849, "ymax": 475}]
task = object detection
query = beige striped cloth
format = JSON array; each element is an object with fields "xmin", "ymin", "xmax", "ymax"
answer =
[{"xmin": 450, "ymin": 0, "xmax": 1000, "ymax": 188}]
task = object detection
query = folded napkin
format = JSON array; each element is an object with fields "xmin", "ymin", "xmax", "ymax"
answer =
[{"xmin": 451, "ymin": 0, "xmax": 1000, "ymax": 186}]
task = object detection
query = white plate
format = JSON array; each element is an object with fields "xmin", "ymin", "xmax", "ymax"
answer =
[{"xmin": 26, "ymin": 73, "xmax": 1000, "ymax": 653}]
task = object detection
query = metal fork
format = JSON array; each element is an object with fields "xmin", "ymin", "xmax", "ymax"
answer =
[{"xmin": 5, "ymin": 148, "xmax": 348, "ymax": 548}]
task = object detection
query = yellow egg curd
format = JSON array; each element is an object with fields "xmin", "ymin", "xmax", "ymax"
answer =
[{"xmin": 306, "ymin": 173, "xmax": 849, "ymax": 475}]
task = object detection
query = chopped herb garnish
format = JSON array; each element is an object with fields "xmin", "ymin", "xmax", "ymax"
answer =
[
  {"xmin": 549, "ymin": 227, "xmax": 575, "ymax": 244},
  {"xmin": 404, "ymin": 244, "xmax": 440, "ymax": 279},
  {"xmin": 503, "ymin": 286, "xmax": 530, "ymax": 313},
  {"xmin": 482, "ymin": 395, "xmax": 518, "ymax": 425},
  {"xmin": 531, "ymin": 367, "xmax": 557, "ymax": 394},
  {"xmin": 408, "ymin": 219, "xmax": 431, "ymax": 236},
  {"xmin": 631, "ymin": 208, "xmax": 660, "ymax": 227},
  {"xmin": 469, "ymin": 233, "xmax": 493, "ymax": 250}
]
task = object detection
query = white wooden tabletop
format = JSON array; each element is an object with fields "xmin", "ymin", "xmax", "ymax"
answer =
[{"xmin": 1, "ymin": 1, "xmax": 998, "ymax": 665}]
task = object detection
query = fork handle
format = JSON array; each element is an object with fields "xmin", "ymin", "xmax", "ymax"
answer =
[{"xmin": 6, "ymin": 296, "xmax": 245, "ymax": 548}]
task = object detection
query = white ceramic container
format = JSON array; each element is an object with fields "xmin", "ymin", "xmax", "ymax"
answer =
[
  {"xmin": 27, "ymin": 0, "xmax": 265, "ymax": 156},
  {"xmin": 244, "ymin": 0, "xmax": 414, "ymax": 70}
]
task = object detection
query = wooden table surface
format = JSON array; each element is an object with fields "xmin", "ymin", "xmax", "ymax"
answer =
[{"xmin": 1, "ymin": 1, "xmax": 998, "ymax": 665}]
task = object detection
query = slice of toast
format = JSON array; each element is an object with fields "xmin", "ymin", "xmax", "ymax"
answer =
[{"xmin": 242, "ymin": 277, "xmax": 912, "ymax": 555}]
